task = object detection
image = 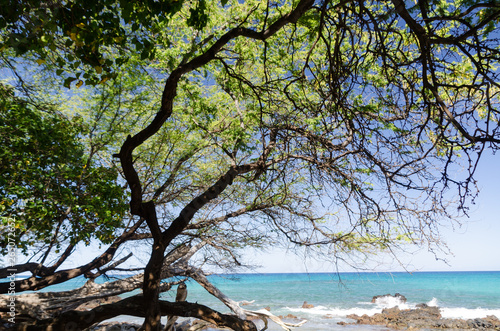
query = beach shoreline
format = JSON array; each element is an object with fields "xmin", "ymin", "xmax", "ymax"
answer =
[
  {"xmin": 87, "ymin": 302, "xmax": 500, "ymax": 331},
  {"xmin": 84, "ymin": 281, "xmax": 500, "ymax": 331}
]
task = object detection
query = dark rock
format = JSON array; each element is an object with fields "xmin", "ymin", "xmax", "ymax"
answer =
[
  {"xmin": 382, "ymin": 306, "xmax": 401, "ymax": 319},
  {"xmin": 468, "ymin": 318, "xmax": 494, "ymax": 329},
  {"xmin": 394, "ymin": 293, "xmax": 407, "ymax": 303},
  {"xmin": 436, "ymin": 319, "xmax": 469, "ymax": 329},
  {"xmin": 485, "ymin": 315, "xmax": 500, "ymax": 324},
  {"xmin": 340, "ymin": 302, "xmax": 500, "ymax": 330},
  {"xmin": 346, "ymin": 313, "xmax": 360, "ymax": 320},
  {"xmin": 301, "ymin": 301, "xmax": 314, "ymax": 309},
  {"xmin": 399, "ymin": 305, "xmax": 441, "ymax": 320}
]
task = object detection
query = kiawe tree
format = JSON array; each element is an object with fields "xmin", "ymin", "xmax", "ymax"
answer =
[
  {"xmin": 1, "ymin": 0, "xmax": 500, "ymax": 330},
  {"xmin": 0, "ymin": 83, "xmax": 127, "ymax": 273}
]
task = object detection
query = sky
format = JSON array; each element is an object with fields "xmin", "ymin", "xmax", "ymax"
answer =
[
  {"xmin": 5, "ymin": 124, "xmax": 498, "ymax": 276},
  {"xmin": 46, "ymin": 149, "xmax": 500, "ymax": 275},
  {"xmin": 249, "ymin": 150, "xmax": 500, "ymax": 273}
]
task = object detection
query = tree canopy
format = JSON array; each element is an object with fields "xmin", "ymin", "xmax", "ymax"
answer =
[
  {"xmin": 0, "ymin": 0, "xmax": 211, "ymax": 86},
  {"xmin": 1, "ymin": 0, "xmax": 499, "ymax": 330},
  {"xmin": 0, "ymin": 84, "xmax": 127, "ymax": 255}
]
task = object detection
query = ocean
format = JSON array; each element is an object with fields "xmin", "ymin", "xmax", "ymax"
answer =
[{"xmin": 14, "ymin": 271, "xmax": 500, "ymax": 330}]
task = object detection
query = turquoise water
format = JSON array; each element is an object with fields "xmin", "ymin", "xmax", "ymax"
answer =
[
  {"xmin": 183, "ymin": 271, "xmax": 500, "ymax": 310},
  {"xmin": 164, "ymin": 272, "xmax": 500, "ymax": 327},
  {"xmin": 6, "ymin": 271, "xmax": 500, "ymax": 330}
]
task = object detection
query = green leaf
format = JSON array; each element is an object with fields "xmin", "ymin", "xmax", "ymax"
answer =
[{"xmin": 63, "ymin": 77, "xmax": 77, "ymax": 88}]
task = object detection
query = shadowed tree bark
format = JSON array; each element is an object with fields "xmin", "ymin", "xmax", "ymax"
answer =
[{"xmin": 16, "ymin": 296, "xmax": 257, "ymax": 331}]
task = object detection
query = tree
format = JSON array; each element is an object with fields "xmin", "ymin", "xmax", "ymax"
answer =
[
  {"xmin": 0, "ymin": 83, "xmax": 127, "ymax": 267},
  {"xmin": 1, "ymin": 0, "xmax": 500, "ymax": 330}
]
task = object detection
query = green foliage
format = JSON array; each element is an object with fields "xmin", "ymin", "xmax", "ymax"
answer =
[
  {"xmin": 0, "ymin": 84, "xmax": 127, "ymax": 254},
  {"xmin": 0, "ymin": 0, "xmax": 211, "ymax": 86},
  {"xmin": 1, "ymin": 0, "xmax": 498, "ymax": 267}
]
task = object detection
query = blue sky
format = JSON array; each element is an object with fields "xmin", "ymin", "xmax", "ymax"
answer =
[
  {"xmin": 20, "ymin": 148, "xmax": 499, "ymax": 275},
  {"xmin": 436, "ymin": 150, "xmax": 500, "ymax": 271},
  {"xmin": 250, "ymin": 150, "xmax": 500, "ymax": 273}
]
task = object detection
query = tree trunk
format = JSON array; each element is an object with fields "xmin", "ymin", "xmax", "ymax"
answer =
[
  {"xmin": 0, "ymin": 243, "xmax": 199, "ymax": 327},
  {"xmin": 142, "ymin": 241, "xmax": 167, "ymax": 331}
]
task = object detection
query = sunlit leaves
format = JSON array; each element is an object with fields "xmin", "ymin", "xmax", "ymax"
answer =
[
  {"xmin": 0, "ymin": 0, "xmax": 213, "ymax": 87},
  {"xmin": 0, "ymin": 84, "xmax": 127, "ymax": 254},
  {"xmin": 1, "ymin": 0, "xmax": 498, "ymax": 267}
]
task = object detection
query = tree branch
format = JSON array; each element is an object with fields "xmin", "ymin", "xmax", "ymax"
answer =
[
  {"xmin": 0, "ymin": 219, "xmax": 144, "ymax": 293},
  {"xmin": 17, "ymin": 296, "xmax": 258, "ymax": 331}
]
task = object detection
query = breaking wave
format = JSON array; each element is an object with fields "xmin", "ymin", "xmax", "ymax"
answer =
[
  {"xmin": 285, "ymin": 296, "xmax": 500, "ymax": 320},
  {"xmin": 440, "ymin": 307, "xmax": 500, "ymax": 319}
]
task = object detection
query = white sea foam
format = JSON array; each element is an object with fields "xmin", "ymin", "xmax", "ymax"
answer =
[
  {"xmin": 285, "ymin": 305, "xmax": 382, "ymax": 318},
  {"xmin": 285, "ymin": 295, "xmax": 409, "ymax": 319},
  {"xmin": 423, "ymin": 297, "xmax": 500, "ymax": 319},
  {"xmin": 427, "ymin": 297, "xmax": 439, "ymax": 307},
  {"xmin": 285, "ymin": 296, "xmax": 500, "ymax": 321},
  {"xmin": 357, "ymin": 301, "xmax": 374, "ymax": 305},
  {"xmin": 373, "ymin": 295, "xmax": 409, "ymax": 309},
  {"xmin": 440, "ymin": 307, "xmax": 500, "ymax": 319}
]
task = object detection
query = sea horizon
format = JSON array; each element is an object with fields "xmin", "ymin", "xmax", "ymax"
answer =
[{"xmin": 210, "ymin": 269, "xmax": 500, "ymax": 275}]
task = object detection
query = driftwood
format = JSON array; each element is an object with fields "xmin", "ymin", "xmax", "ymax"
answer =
[
  {"xmin": 0, "ymin": 221, "xmax": 145, "ymax": 294},
  {"xmin": 0, "ymin": 243, "xmax": 198, "ymax": 323},
  {"xmin": 0, "ymin": 274, "xmax": 186, "ymax": 320},
  {"xmin": 0, "ymin": 275, "xmax": 142, "ymax": 320},
  {"xmin": 187, "ymin": 267, "xmax": 307, "ymax": 331}
]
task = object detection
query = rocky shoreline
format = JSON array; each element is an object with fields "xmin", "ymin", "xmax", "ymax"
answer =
[
  {"xmin": 88, "ymin": 308, "xmax": 500, "ymax": 331},
  {"xmin": 340, "ymin": 303, "xmax": 500, "ymax": 330},
  {"xmin": 87, "ymin": 294, "xmax": 500, "ymax": 331}
]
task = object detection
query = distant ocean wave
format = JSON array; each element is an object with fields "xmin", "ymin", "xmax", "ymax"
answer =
[{"xmin": 286, "ymin": 295, "xmax": 500, "ymax": 320}]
